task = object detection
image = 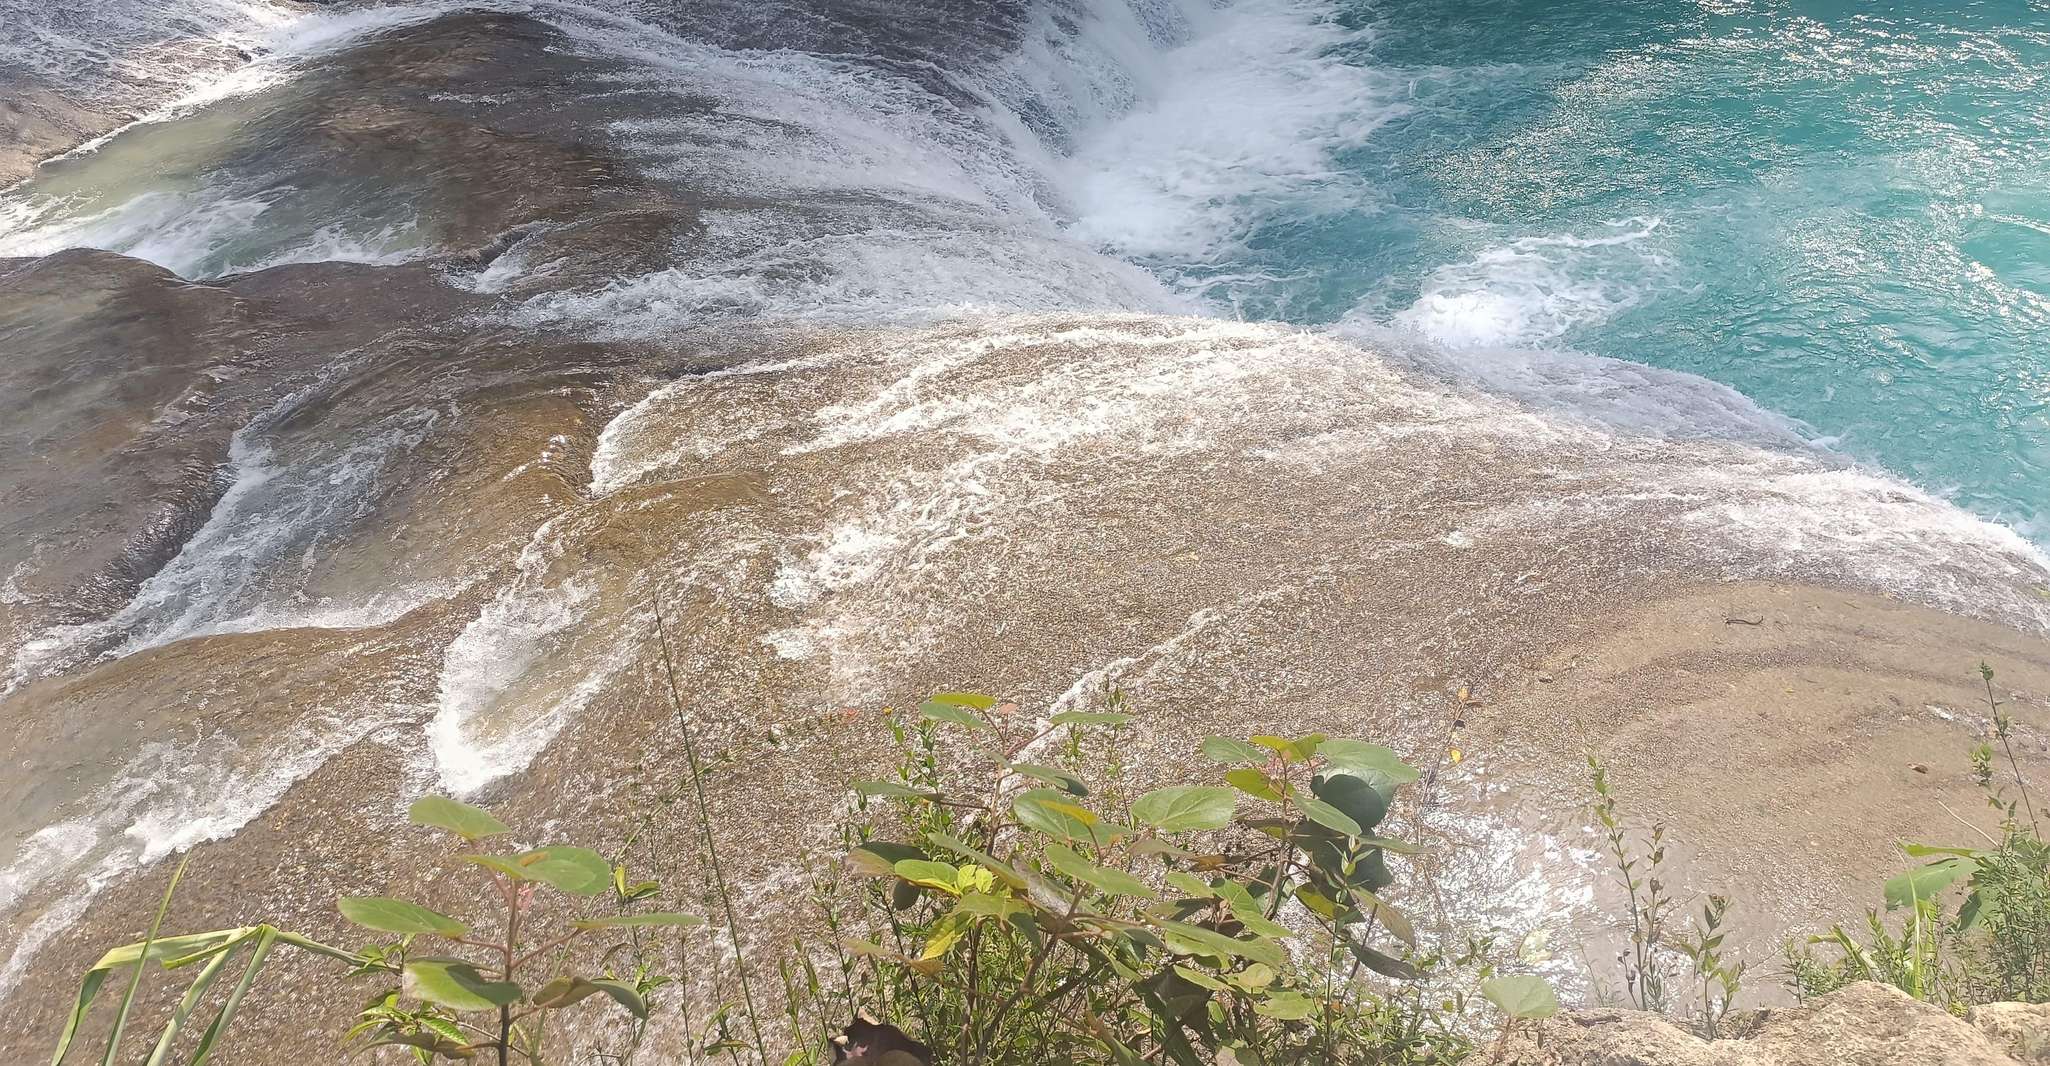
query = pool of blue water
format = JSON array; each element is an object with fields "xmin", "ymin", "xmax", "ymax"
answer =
[{"xmin": 1143, "ymin": 0, "xmax": 2050, "ymax": 540}]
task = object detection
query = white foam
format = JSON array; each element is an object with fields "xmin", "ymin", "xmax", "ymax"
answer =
[
  {"xmin": 427, "ymin": 516, "xmax": 624, "ymax": 795},
  {"xmin": 6, "ymin": 397, "xmax": 445, "ymax": 690},
  {"xmin": 1384, "ymin": 219, "xmax": 1676, "ymax": 349},
  {"xmin": 1060, "ymin": 0, "xmax": 1396, "ymax": 271},
  {"xmin": 0, "ymin": 708, "xmax": 405, "ymax": 996}
]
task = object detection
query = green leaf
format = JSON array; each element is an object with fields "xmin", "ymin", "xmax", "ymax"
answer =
[
  {"xmin": 186, "ymin": 929, "xmax": 279, "ymax": 1066},
  {"xmin": 1900, "ymin": 842, "xmax": 1982, "ymax": 859},
  {"xmin": 924, "ymin": 833, "xmax": 1029, "ymax": 890},
  {"xmin": 928, "ymin": 691, "xmax": 998, "ymax": 710},
  {"xmin": 892, "ymin": 859, "xmax": 962, "ymax": 893},
  {"xmin": 1224, "ymin": 768, "xmax": 1282, "ymax": 803},
  {"xmin": 1884, "ymin": 857, "xmax": 1977, "ymax": 910},
  {"xmin": 589, "ymin": 979, "xmax": 649, "ymax": 1020},
  {"xmin": 1224, "ymin": 900, "xmax": 1292, "ymax": 941},
  {"xmin": 1042, "ymin": 844, "xmax": 1158, "ymax": 899},
  {"xmin": 1201, "ymin": 737, "xmax": 1265, "ymax": 765},
  {"xmin": 1152, "ymin": 920, "xmax": 1285, "ymax": 968},
  {"xmin": 1253, "ymin": 990, "xmax": 1317, "ymax": 1020},
  {"xmin": 919, "ymin": 701, "xmax": 989, "ymax": 728},
  {"xmin": 1309, "ymin": 773, "xmax": 1390, "ymax": 833},
  {"xmin": 1132, "ymin": 786, "xmax": 1237, "ymax": 832},
  {"xmin": 467, "ymin": 847, "xmax": 612, "ymax": 895},
  {"xmin": 956, "ymin": 891, "xmax": 1025, "ymax": 919},
  {"xmin": 85, "ymin": 929, "xmax": 257, "ymax": 973},
  {"xmin": 846, "ymin": 841, "xmax": 927, "ymax": 878},
  {"xmin": 1050, "ymin": 711, "xmax": 1135, "ymax": 727},
  {"xmin": 338, "ymin": 898, "xmax": 468, "ymax": 938},
  {"xmin": 852, "ymin": 780, "xmax": 936, "ymax": 799},
  {"xmin": 919, "ymin": 908, "xmax": 974, "ymax": 960},
  {"xmin": 1013, "ymin": 789, "xmax": 1102, "ymax": 844},
  {"xmin": 1482, "ymin": 975, "xmax": 1559, "ymax": 1019},
  {"xmin": 533, "ymin": 975, "xmax": 647, "ymax": 1019},
  {"xmin": 1288, "ymin": 791, "xmax": 1362, "ymax": 838},
  {"xmin": 1352, "ymin": 891, "xmax": 1416, "ymax": 948},
  {"xmin": 98, "ymin": 854, "xmax": 188, "ymax": 1066},
  {"xmin": 1349, "ymin": 941, "xmax": 1423, "ymax": 980},
  {"xmin": 1009, "ymin": 763, "xmax": 1089, "ymax": 796},
  {"xmin": 1164, "ymin": 872, "xmax": 1216, "ymax": 899},
  {"xmin": 403, "ymin": 959, "xmax": 522, "ymax": 1012},
  {"xmin": 407, "ymin": 797, "xmax": 509, "ymax": 842},
  {"xmin": 532, "ymin": 975, "xmax": 606, "ymax": 1009},
  {"xmin": 1316, "ymin": 741, "xmax": 1421, "ymax": 785},
  {"xmin": 571, "ymin": 912, "xmax": 704, "ymax": 930}
]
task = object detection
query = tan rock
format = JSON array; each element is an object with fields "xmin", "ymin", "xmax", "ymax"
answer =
[
  {"xmin": 1468, "ymin": 983, "xmax": 2039, "ymax": 1066},
  {"xmin": 1971, "ymin": 1002, "xmax": 2050, "ymax": 1063}
]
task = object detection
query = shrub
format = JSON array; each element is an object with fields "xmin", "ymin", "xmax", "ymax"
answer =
[
  {"xmin": 48, "ymin": 795, "xmax": 696, "ymax": 1066},
  {"xmin": 1784, "ymin": 663, "xmax": 2047, "ymax": 1009},
  {"xmin": 785, "ymin": 691, "xmax": 1506, "ymax": 1065},
  {"xmin": 45, "ymin": 687, "xmax": 1547, "ymax": 1065}
]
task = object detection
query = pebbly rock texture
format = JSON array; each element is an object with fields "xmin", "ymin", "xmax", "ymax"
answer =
[
  {"xmin": 1470, "ymin": 983, "xmax": 2050, "ymax": 1066},
  {"xmin": 1970, "ymin": 1002, "xmax": 2050, "ymax": 1064}
]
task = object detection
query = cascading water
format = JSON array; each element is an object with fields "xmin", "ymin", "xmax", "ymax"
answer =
[{"xmin": 1, "ymin": 0, "xmax": 2047, "ymax": 1057}]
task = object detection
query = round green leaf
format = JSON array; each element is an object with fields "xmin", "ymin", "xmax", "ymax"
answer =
[
  {"xmin": 1310, "ymin": 772, "xmax": 1390, "ymax": 833},
  {"xmin": 408, "ymin": 796, "xmax": 509, "ymax": 842},
  {"xmin": 846, "ymin": 841, "xmax": 928, "ymax": 878},
  {"xmin": 919, "ymin": 701, "xmax": 989, "ymax": 728},
  {"xmin": 928, "ymin": 691, "xmax": 997, "ymax": 710},
  {"xmin": 1013, "ymin": 789, "xmax": 1101, "ymax": 844},
  {"xmin": 1253, "ymin": 990, "xmax": 1317, "ymax": 1020},
  {"xmin": 1224, "ymin": 768, "xmax": 1282, "ymax": 803},
  {"xmin": 466, "ymin": 847, "xmax": 611, "ymax": 894},
  {"xmin": 1482, "ymin": 975, "xmax": 1559, "ymax": 1019},
  {"xmin": 338, "ymin": 897, "xmax": 467, "ymax": 938},
  {"xmin": 1132, "ymin": 786, "xmax": 1237, "ymax": 832},
  {"xmin": 1316, "ymin": 740, "xmax": 1421, "ymax": 785},
  {"xmin": 1884, "ymin": 857, "xmax": 1977, "ymax": 910},
  {"xmin": 403, "ymin": 958, "xmax": 522, "ymax": 1011},
  {"xmin": 1200, "ymin": 737, "xmax": 1264, "ymax": 765},
  {"xmin": 892, "ymin": 859, "xmax": 961, "ymax": 893}
]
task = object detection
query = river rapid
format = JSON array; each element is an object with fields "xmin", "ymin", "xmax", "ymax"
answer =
[{"xmin": 2, "ymin": 0, "xmax": 2048, "ymax": 1056}]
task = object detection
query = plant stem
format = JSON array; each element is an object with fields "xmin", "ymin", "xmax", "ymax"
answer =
[
  {"xmin": 651, "ymin": 593, "xmax": 770, "ymax": 1064},
  {"xmin": 1985, "ymin": 673, "xmax": 2040, "ymax": 831}
]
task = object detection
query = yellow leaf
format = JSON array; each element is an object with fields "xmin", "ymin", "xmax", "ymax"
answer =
[{"xmin": 1448, "ymin": 748, "xmax": 1464, "ymax": 764}]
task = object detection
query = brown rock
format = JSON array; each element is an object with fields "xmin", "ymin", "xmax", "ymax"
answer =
[{"xmin": 1468, "ymin": 983, "xmax": 2036, "ymax": 1066}]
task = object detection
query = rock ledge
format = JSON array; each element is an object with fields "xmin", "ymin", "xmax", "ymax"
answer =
[{"xmin": 1468, "ymin": 983, "xmax": 2050, "ymax": 1065}]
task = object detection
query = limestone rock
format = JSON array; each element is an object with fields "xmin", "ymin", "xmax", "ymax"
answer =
[
  {"xmin": 1467, "ymin": 982, "xmax": 2040, "ymax": 1066},
  {"xmin": 1971, "ymin": 1002, "xmax": 2050, "ymax": 1063}
]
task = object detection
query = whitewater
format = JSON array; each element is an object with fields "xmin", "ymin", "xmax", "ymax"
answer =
[{"xmin": 0, "ymin": 0, "xmax": 2047, "ymax": 1056}]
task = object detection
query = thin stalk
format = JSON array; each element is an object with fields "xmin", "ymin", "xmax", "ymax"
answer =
[
  {"xmin": 652, "ymin": 593, "xmax": 770, "ymax": 1064},
  {"xmin": 1985, "ymin": 672, "xmax": 2040, "ymax": 831},
  {"xmin": 102, "ymin": 855, "xmax": 191, "ymax": 1066}
]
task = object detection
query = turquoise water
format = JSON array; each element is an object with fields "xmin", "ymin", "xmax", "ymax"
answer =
[{"xmin": 1112, "ymin": 0, "xmax": 2050, "ymax": 540}]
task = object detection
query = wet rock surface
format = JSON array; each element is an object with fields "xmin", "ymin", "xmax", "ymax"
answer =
[{"xmin": 1, "ymin": 6, "xmax": 2048, "ymax": 1066}]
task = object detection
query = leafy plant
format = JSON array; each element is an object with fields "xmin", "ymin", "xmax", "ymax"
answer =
[
  {"xmin": 793, "ymin": 691, "xmax": 1501, "ymax": 1065},
  {"xmin": 1676, "ymin": 895, "xmax": 1744, "ymax": 1038},
  {"xmin": 1585, "ymin": 754, "xmax": 1679, "ymax": 1015},
  {"xmin": 51, "ymin": 796, "xmax": 697, "ymax": 1065},
  {"xmin": 1786, "ymin": 662, "xmax": 2047, "ymax": 1008}
]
